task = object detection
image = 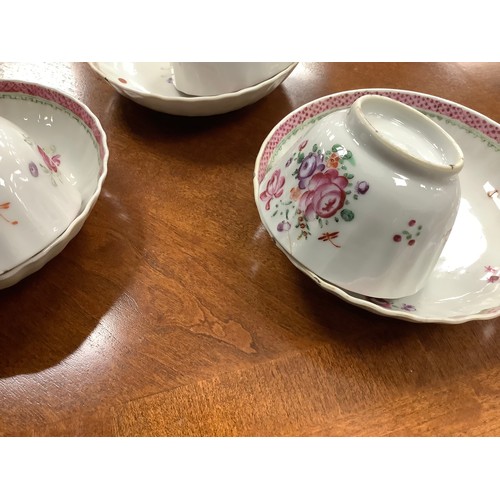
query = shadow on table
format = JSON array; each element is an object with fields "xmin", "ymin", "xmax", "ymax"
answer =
[
  {"xmin": 105, "ymin": 84, "xmax": 295, "ymax": 167},
  {"xmin": 0, "ymin": 186, "xmax": 144, "ymax": 378},
  {"xmin": 292, "ymin": 268, "xmax": 432, "ymax": 337},
  {"xmin": 292, "ymin": 269, "xmax": 498, "ymax": 389}
]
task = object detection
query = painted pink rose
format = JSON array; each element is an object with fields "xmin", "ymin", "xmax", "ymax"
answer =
[
  {"xmin": 260, "ymin": 169, "xmax": 285, "ymax": 210},
  {"xmin": 298, "ymin": 169, "xmax": 348, "ymax": 220}
]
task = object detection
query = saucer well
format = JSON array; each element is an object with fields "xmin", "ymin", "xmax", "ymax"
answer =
[
  {"xmin": 254, "ymin": 88, "xmax": 500, "ymax": 324},
  {"xmin": 88, "ymin": 62, "xmax": 298, "ymax": 116},
  {"xmin": 0, "ymin": 80, "xmax": 109, "ymax": 289}
]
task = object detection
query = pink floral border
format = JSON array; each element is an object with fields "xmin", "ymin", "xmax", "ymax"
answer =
[
  {"xmin": 0, "ymin": 81, "xmax": 106, "ymax": 161},
  {"xmin": 257, "ymin": 89, "xmax": 500, "ymax": 183}
]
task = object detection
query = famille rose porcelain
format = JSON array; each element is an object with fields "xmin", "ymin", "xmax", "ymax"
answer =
[
  {"xmin": 171, "ymin": 62, "xmax": 293, "ymax": 96},
  {"xmin": 254, "ymin": 89, "xmax": 500, "ymax": 323},
  {"xmin": 0, "ymin": 80, "xmax": 108, "ymax": 288},
  {"xmin": 88, "ymin": 62, "xmax": 298, "ymax": 116},
  {"xmin": 256, "ymin": 94, "xmax": 464, "ymax": 299},
  {"xmin": 0, "ymin": 116, "xmax": 82, "ymax": 274}
]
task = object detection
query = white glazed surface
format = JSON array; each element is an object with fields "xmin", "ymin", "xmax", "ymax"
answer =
[
  {"xmin": 0, "ymin": 116, "xmax": 82, "ymax": 274},
  {"xmin": 254, "ymin": 88, "xmax": 500, "ymax": 323},
  {"xmin": 171, "ymin": 62, "xmax": 292, "ymax": 96},
  {"xmin": 257, "ymin": 95, "xmax": 463, "ymax": 299},
  {"xmin": 0, "ymin": 80, "xmax": 108, "ymax": 289},
  {"xmin": 88, "ymin": 62, "xmax": 298, "ymax": 116}
]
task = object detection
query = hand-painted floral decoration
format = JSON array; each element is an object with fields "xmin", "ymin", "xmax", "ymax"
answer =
[
  {"xmin": 260, "ymin": 169, "xmax": 285, "ymax": 210},
  {"xmin": 0, "ymin": 202, "xmax": 18, "ymax": 225},
  {"xmin": 28, "ymin": 161, "xmax": 38, "ymax": 177},
  {"xmin": 37, "ymin": 145, "xmax": 63, "ymax": 186},
  {"xmin": 367, "ymin": 296, "xmax": 416, "ymax": 312},
  {"xmin": 261, "ymin": 141, "xmax": 369, "ymax": 246},
  {"xmin": 393, "ymin": 219, "xmax": 422, "ymax": 246},
  {"xmin": 23, "ymin": 135, "xmax": 64, "ymax": 186},
  {"xmin": 484, "ymin": 266, "xmax": 500, "ymax": 284}
]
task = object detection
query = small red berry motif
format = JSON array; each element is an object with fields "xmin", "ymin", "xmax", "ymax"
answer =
[{"xmin": 393, "ymin": 219, "xmax": 422, "ymax": 246}]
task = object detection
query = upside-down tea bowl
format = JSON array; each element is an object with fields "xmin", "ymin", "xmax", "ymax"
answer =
[{"xmin": 255, "ymin": 94, "xmax": 464, "ymax": 299}]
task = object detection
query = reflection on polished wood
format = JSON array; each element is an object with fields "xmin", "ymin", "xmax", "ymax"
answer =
[{"xmin": 0, "ymin": 62, "xmax": 499, "ymax": 437}]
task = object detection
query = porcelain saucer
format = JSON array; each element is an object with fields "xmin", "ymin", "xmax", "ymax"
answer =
[
  {"xmin": 88, "ymin": 62, "xmax": 298, "ymax": 116},
  {"xmin": 0, "ymin": 80, "xmax": 108, "ymax": 289},
  {"xmin": 254, "ymin": 88, "xmax": 500, "ymax": 324}
]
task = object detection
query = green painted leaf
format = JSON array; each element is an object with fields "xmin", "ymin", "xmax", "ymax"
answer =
[{"xmin": 341, "ymin": 209, "xmax": 355, "ymax": 222}]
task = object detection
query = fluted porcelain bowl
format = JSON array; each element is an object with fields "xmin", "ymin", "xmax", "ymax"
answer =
[
  {"xmin": 0, "ymin": 116, "xmax": 82, "ymax": 274},
  {"xmin": 0, "ymin": 80, "xmax": 108, "ymax": 289},
  {"xmin": 255, "ymin": 94, "xmax": 464, "ymax": 299}
]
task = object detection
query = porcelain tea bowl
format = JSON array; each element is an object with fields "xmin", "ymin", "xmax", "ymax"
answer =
[
  {"xmin": 255, "ymin": 94, "xmax": 464, "ymax": 299},
  {"xmin": 0, "ymin": 115, "xmax": 82, "ymax": 275},
  {"xmin": 171, "ymin": 62, "xmax": 293, "ymax": 96}
]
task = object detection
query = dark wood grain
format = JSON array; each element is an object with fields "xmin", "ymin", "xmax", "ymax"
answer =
[{"xmin": 0, "ymin": 62, "xmax": 499, "ymax": 437}]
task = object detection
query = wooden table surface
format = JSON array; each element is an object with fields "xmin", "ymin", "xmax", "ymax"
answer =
[{"xmin": 0, "ymin": 62, "xmax": 499, "ymax": 437}]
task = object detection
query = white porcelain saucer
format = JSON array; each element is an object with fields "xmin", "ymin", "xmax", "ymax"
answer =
[
  {"xmin": 0, "ymin": 80, "xmax": 109, "ymax": 289},
  {"xmin": 254, "ymin": 89, "xmax": 500, "ymax": 324},
  {"xmin": 88, "ymin": 62, "xmax": 298, "ymax": 116}
]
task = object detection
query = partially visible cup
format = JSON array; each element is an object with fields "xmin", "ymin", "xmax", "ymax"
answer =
[{"xmin": 171, "ymin": 62, "xmax": 293, "ymax": 96}]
